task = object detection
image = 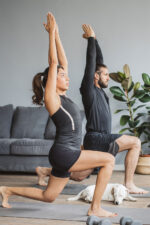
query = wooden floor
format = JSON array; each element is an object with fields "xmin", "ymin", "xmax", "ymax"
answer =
[{"xmin": 0, "ymin": 171, "xmax": 150, "ymax": 225}]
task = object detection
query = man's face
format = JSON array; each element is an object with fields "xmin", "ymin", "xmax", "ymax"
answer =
[{"xmin": 95, "ymin": 67, "xmax": 110, "ymax": 88}]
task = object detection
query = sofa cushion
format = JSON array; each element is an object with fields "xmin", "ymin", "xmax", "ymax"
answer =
[
  {"xmin": 0, "ymin": 104, "xmax": 13, "ymax": 138},
  {"xmin": 10, "ymin": 139, "xmax": 54, "ymax": 156},
  {"xmin": 44, "ymin": 111, "xmax": 85, "ymax": 140},
  {"xmin": 11, "ymin": 106, "xmax": 49, "ymax": 139},
  {"xmin": 0, "ymin": 138, "xmax": 17, "ymax": 155}
]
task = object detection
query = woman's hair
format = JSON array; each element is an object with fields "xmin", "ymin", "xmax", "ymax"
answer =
[{"xmin": 32, "ymin": 65, "xmax": 63, "ymax": 105}]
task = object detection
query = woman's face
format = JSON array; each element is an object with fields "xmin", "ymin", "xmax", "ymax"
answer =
[{"xmin": 56, "ymin": 68, "xmax": 69, "ymax": 91}]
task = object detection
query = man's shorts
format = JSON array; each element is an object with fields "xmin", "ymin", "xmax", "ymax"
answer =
[{"xmin": 83, "ymin": 132, "xmax": 122, "ymax": 156}]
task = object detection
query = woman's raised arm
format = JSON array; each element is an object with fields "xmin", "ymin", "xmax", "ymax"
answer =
[
  {"xmin": 55, "ymin": 24, "xmax": 68, "ymax": 73},
  {"xmin": 44, "ymin": 13, "xmax": 60, "ymax": 116}
]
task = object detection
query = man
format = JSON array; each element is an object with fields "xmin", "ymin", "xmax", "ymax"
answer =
[{"xmin": 70, "ymin": 24, "xmax": 147, "ymax": 194}]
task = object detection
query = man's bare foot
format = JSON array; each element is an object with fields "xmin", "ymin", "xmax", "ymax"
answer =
[
  {"xmin": 82, "ymin": 24, "xmax": 96, "ymax": 39},
  {"xmin": 126, "ymin": 184, "xmax": 149, "ymax": 194},
  {"xmin": 88, "ymin": 207, "xmax": 117, "ymax": 218},
  {"xmin": 0, "ymin": 186, "xmax": 11, "ymax": 208},
  {"xmin": 35, "ymin": 167, "xmax": 47, "ymax": 186}
]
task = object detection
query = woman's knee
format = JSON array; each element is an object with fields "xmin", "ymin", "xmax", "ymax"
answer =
[
  {"xmin": 43, "ymin": 192, "xmax": 58, "ymax": 203},
  {"xmin": 104, "ymin": 153, "xmax": 115, "ymax": 168}
]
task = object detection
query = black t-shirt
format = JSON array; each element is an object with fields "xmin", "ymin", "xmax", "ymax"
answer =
[{"xmin": 80, "ymin": 37, "xmax": 112, "ymax": 133}]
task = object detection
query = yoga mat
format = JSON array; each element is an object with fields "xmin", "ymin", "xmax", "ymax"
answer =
[
  {"xmin": 35, "ymin": 183, "xmax": 150, "ymax": 197},
  {"xmin": 0, "ymin": 202, "xmax": 149, "ymax": 224},
  {"xmin": 34, "ymin": 183, "xmax": 88, "ymax": 195}
]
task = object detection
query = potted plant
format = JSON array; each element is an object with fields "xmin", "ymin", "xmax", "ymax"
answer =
[{"xmin": 109, "ymin": 64, "xmax": 150, "ymax": 174}]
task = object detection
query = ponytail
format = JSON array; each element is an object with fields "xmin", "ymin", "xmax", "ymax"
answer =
[
  {"xmin": 32, "ymin": 72, "xmax": 44, "ymax": 105},
  {"xmin": 32, "ymin": 65, "xmax": 63, "ymax": 105}
]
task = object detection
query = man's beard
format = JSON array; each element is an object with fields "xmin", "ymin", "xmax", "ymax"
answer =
[{"xmin": 98, "ymin": 79, "xmax": 108, "ymax": 88}]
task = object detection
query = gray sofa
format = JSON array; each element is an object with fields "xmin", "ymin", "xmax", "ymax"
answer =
[{"xmin": 0, "ymin": 104, "xmax": 85, "ymax": 173}]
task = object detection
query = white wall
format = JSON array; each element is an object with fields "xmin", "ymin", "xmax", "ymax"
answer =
[{"xmin": 0, "ymin": 0, "xmax": 150, "ymax": 135}]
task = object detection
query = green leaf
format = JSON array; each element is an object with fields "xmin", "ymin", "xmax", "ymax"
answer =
[
  {"xmin": 114, "ymin": 109, "xmax": 128, "ymax": 114},
  {"xmin": 110, "ymin": 86, "xmax": 125, "ymax": 97},
  {"xmin": 139, "ymin": 94, "xmax": 150, "ymax": 102},
  {"xmin": 140, "ymin": 122, "xmax": 150, "ymax": 127},
  {"xmin": 120, "ymin": 115, "xmax": 130, "ymax": 126},
  {"xmin": 128, "ymin": 81, "xmax": 134, "ymax": 93},
  {"xmin": 128, "ymin": 99, "xmax": 136, "ymax": 107},
  {"xmin": 113, "ymin": 95, "xmax": 126, "ymax": 102},
  {"xmin": 134, "ymin": 113, "xmax": 147, "ymax": 120},
  {"xmin": 123, "ymin": 64, "xmax": 130, "ymax": 78},
  {"xmin": 119, "ymin": 128, "xmax": 130, "ymax": 134},
  {"xmin": 142, "ymin": 73, "xmax": 150, "ymax": 86},
  {"xmin": 134, "ymin": 90, "xmax": 145, "ymax": 99},
  {"xmin": 109, "ymin": 73, "xmax": 122, "ymax": 83},
  {"xmin": 121, "ymin": 77, "xmax": 132, "ymax": 90},
  {"xmin": 133, "ymin": 105, "xmax": 145, "ymax": 113},
  {"xmin": 133, "ymin": 82, "xmax": 140, "ymax": 93},
  {"xmin": 141, "ymin": 85, "xmax": 150, "ymax": 92},
  {"xmin": 118, "ymin": 72, "xmax": 126, "ymax": 80},
  {"xmin": 128, "ymin": 120, "xmax": 140, "ymax": 128}
]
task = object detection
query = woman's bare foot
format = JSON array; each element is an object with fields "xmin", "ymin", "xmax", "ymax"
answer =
[
  {"xmin": 126, "ymin": 184, "xmax": 149, "ymax": 194},
  {"xmin": 88, "ymin": 207, "xmax": 117, "ymax": 218},
  {"xmin": 0, "ymin": 186, "xmax": 11, "ymax": 208},
  {"xmin": 82, "ymin": 24, "xmax": 96, "ymax": 39},
  {"xmin": 35, "ymin": 167, "xmax": 47, "ymax": 186}
]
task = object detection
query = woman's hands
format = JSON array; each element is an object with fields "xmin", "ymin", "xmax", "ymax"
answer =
[
  {"xmin": 43, "ymin": 12, "xmax": 56, "ymax": 34},
  {"xmin": 82, "ymin": 24, "xmax": 96, "ymax": 39}
]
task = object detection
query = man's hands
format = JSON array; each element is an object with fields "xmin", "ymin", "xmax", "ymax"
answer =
[
  {"xmin": 82, "ymin": 24, "xmax": 96, "ymax": 39},
  {"xmin": 43, "ymin": 12, "xmax": 56, "ymax": 33}
]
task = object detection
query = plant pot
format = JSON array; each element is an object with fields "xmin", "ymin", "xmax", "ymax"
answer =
[{"xmin": 135, "ymin": 154, "xmax": 150, "ymax": 174}]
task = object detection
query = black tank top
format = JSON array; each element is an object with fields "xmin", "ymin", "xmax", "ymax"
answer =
[{"xmin": 51, "ymin": 95, "xmax": 82, "ymax": 150}]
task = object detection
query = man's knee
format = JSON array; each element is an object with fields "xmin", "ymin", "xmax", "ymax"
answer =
[
  {"xmin": 70, "ymin": 173, "xmax": 84, "ymax": 182},
  {"xmin": 117, "ymin": 135, "xmax": 141, "ymax": 152},
  {"xmin": 70, "ymin": 170, "xmax": 92, "ymax": 182},
  {"xmin": 131, "ymin": 137, "xmax": 141, "ymax": 150}
]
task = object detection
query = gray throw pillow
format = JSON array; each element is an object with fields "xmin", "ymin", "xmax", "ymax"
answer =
[
  {"xmin": 11, "ymin": 106, "xmax": 49, "ymax": 139},
  {"xmin": 0, "ymin": 104, "xmax": 13, "ymax": 138}
]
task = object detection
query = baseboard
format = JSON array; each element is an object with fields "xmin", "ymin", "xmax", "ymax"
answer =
[{"xmin": 114, "ymin": 164, "xmax": 125, "ymax": 171}]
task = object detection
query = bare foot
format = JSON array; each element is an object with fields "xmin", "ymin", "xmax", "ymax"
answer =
[
  {"xmin": 126, "ymin": 184, "xmax": 149, "ymax": 194},
  {"xmin": 35, "ymin": 167, "xmax": 47, "ymax": 186},
  {"xmin": 88, "ymin": 207, "xmax": 117, "ymax": 218},
  {"xmin": 0, "ymin": 186, "xmax": 11, "ymax": 208}
]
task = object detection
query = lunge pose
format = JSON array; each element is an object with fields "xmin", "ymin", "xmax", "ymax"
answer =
[
  {"xmin": 36, "ymin": 25, "xmax": 148, "ymax": 194},
  {"xmin": 0, "ymin": 13, "xmax": 117, "ymax": 218},
  {"xmin": 73, "ymin": 24, "xmax": 148, "ymax": 194}
]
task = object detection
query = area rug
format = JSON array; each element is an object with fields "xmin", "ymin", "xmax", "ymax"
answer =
[{"xmin": 0, "ymin": 202, "xmax": 149, "ymax": 224}]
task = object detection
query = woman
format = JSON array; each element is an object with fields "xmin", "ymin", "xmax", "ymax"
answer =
[{"xmin": 0, "ymin": 13, "xmax": 117, "ymax": 218}]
